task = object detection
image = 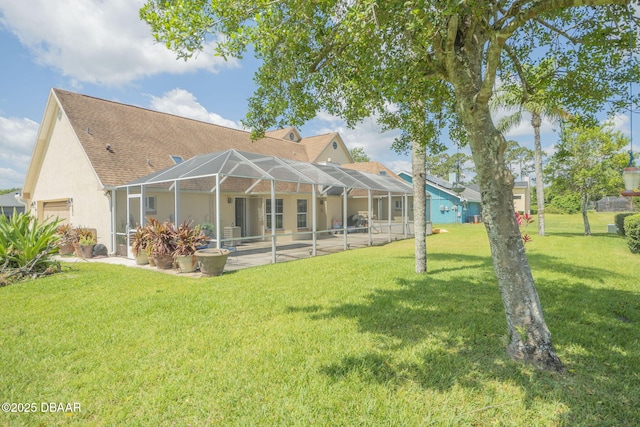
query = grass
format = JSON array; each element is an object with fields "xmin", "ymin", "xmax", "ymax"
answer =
[{"xmin": 1, "ymin": 212, "xmax": 639, "ymax": 426}]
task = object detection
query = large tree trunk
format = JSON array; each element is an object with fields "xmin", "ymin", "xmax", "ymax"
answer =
[
  {"xmin": 582, "ymin": 193, "xmax": 591, "ymax": 235},
  {"xmin": 532, "ymin": 113, "xmax": 546, "ymax": 236},
  {"xmin": 454, "ymin": 87, "xmax": 563, "ymax": 371},
  {"xmin": 412, "ymin": 141, "xmax": 427, "ymax": 273}
]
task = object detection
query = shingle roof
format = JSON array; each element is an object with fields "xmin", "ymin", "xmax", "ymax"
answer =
[
  {"xmin": 0, "ymin": 193, "xmax": 24, "ymax": 208},
  {"xmin": 53, "ymin": 89, "xmax": 311, "ymax": 188},
  {"xmin": 298, "ymin": 132, "xmax": 339, "ymax": 162},
  {"xmin": 341, "ymin": 162, "xmax": 402, "ymax": 180}
]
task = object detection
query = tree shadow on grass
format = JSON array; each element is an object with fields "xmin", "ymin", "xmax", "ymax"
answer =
[{"xmin": 289, "ymin": 252, "xmax": 640, "ymax": 424}]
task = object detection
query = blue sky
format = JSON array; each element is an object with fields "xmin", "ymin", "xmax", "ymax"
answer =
[{"xmin": 0, "ymin": 0, "xmax": 636, "ymax": 189}]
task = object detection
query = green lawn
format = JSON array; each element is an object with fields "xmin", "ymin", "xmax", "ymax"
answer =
[{"xmin": 1, "ymin": 213, "xmax": 639, "ymax": 426}]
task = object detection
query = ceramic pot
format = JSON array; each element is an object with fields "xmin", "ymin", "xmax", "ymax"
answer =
[{"xmin": 195, "ymin": 248, "xmax": 230, "ymax": 276}]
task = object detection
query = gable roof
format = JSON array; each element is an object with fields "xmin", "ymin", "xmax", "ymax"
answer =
[
  {"xmin": 35, "ymin": 89, "xmax": 315, "ymax": 189},
  {"xmin": 397, "ymin": 171, "xmax": 481, "ymax": 203},
  {"xmin": 341, "ymin": 161, "xmax": 402, "ymax": 180},
  {"xmin": 299, "ymin": 132, "xmax": 344, "ymax": 162},
  {"xmin": 265, "ymin": 127, "xmax": 300, "ymax": 142}
]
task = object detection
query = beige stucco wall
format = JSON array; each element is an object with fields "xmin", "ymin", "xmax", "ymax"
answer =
[
  {"xmin": 513, "ymin": 186, "xmax": 530, "ymax": 214},
  {"xmin": 30, "ymin": 110, "xmax": 112, "ymax": 247},
  {"xmin": 314, "ymin": 139, "xmax": 351, "ymax": 164}
]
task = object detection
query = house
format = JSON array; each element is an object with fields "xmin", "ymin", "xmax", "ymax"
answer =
[
  {"xmin": 21, "ymin": 89, "xmax": 412, "ymax": 256},
  {"xmin": 398, "ymin": 172, "xmax": 482, "ymax": 224},
  {"xmin": 0, "ymin": 193, "xmax": 26, "ymax": 218},
  {"xmin": 512, "ymin": 179, "xmax": 531, "ymax": 214}
]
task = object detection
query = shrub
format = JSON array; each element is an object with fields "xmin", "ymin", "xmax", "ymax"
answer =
[
  {"xmin": 615, "ymin": 212, "xmax": 635, "ymax": 236},
  {"xmin": 624, "ymin": 214, "xmax": 640, "ymax": 254},
  {"xmin": 549, "ymin": 193, "xmax": 581, "ymax": 214},
  {"xmin": 0, "ymin": 212, "xmax": 61, "ymax": 284}
]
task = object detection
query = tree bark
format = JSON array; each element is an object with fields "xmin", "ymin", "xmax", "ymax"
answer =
[
  {"xmin": 582, "ymin": 193, "xmax": 591, "ymax": 235},
  {"xmin": 412, "ymin": 141, "xmax": 427, "ymax": 273},
  {"xmin": 532, "ymin": 113, "xmax": 546, "ymax": 236},
  {"xmin": 453, "ymin": 85, "xmax": 563, "ymax": 371}
]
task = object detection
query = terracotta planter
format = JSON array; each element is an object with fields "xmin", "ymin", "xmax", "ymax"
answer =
[
  {"xmin": 175, "ymin": 254, "xmax": 197, "ymax": 273},
  {"xmin": 134, "ymin": 250, "xmax": 149, "ymax": 265},
  {"xmin": 154, "ymin": 254, "xmax": 174, "ymax": 269},
  {"xmin": 196, "ymin": 248, "xmax": 230, "ymax": 276},
  {"xmin": 80, "ymin": 244, "xmax": 95, "ymax": 259},
  {"xmin": 58, "ymin": 243, "xmax": 74, "ymax": 256}
]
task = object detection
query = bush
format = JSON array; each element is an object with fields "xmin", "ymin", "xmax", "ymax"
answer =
[
  {"xmin": 615, "ymin": 212, "xmax": 636, "ymax": 236},
  {"xmin": 548, "ymin": 193, "xmax": 581, "ymax": 214},
  {"xmin": 0, "ymin": 212, "xmax": 61, "ymax": 284},
  {"xmin": 624, "ymin": 214, "xmax": 640, "ymax": 254}
]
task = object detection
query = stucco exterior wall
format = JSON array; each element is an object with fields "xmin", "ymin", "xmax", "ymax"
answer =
[
  {"xmin": 513, "ymin": 186, "xmax": 530, "ymax": 214},
  {"xmin": 30, "ymin": 111, "xmax": 111, "ymax": 245},
  {"xmin": 315, "ymin": 139, "xmax": 351, "ymax": 164}
]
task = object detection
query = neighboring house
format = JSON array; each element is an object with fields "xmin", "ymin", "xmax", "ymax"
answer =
[
  {"xmin": 398, "ymin": 172, "xmax": 482, "ymax": 224},
  {"xmin": 0, "ymin": 193, "xmax": 26, "ymax": 218},
  {"xmin": 512, "ymin": 179, "xmax": 531, "ymax": 214},
  {"xmin": 21, "ymin": 88, "xmax": 412, "ymax": 255}
]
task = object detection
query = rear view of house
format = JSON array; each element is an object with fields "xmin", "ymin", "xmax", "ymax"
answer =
[{"xmin": 21, "ymin": 89, "xmax": 413, "ymax": 258}]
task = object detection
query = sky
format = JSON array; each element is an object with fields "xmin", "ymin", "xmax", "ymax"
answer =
[{"xmin": 0, "ymin": 0, "xmax": 637, "ymax": 190}]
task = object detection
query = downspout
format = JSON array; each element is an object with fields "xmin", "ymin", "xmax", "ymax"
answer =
[{"xmin": 14, "ymin": 192, "xmax": 28, "ymax": 208}]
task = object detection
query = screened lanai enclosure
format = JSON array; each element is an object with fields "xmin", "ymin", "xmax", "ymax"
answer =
[{"xmin": 114, "ymin": 149, "xmax": 414, "ymax": 269}]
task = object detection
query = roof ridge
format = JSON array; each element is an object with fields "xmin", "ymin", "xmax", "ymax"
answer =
[{"xmin": 52, "ymin": 88, "xmax": 259, "ymax": 136}]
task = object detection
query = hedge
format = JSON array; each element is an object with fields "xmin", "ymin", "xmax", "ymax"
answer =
[
  {"xmin": 615, "ymin": 212, "xmax": 635, "ymax": 236},
  {"xmin": 624, "ymin": 214, "xmax": 640, "ymax": 254}
]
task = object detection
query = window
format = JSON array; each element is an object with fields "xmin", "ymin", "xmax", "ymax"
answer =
[
  {"xmin": 297, "ymin": 199, "xmax": 308, "ymax": 228},
  {"xmin": 513, "ymin": 195, "xmax": 522, "ymax": 200},
  {"xmin": 145, "ymin": 196, "xmax": 156, "ymax": 213},
  {"xmin": 395, "ymin": 200, "xmax": 402, "ymax": 210},
  {"xmin": 332, "ymin": 141, "xmax": 338, "ymax": 149},
  {"xmin": 266, "ymin": 198, "xmax": 284, "ymax": 230},
  {"xmin": 170, "ymin": 155, "xmax": 184, "ymax": 164}
]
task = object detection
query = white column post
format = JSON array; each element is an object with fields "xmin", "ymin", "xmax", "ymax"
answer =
[
  {"xmin": 388, "ymin": 191, "xmax": 392, "ymax": 242},
  {"xmin": 215, "ymin": 174, "xmax": 221, "ymax": 249},
  {"xmin": 271, "ymin": 180, "xmax": 277, "ymax": 264},
  {"xmin": 312, "ymin": 184, "xmax": 317, "ymax": 256}
]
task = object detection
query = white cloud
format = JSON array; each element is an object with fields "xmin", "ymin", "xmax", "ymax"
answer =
[
  {"xmin": 310, "ymin": 112, "xmax": 404, "ymax": 162},
  {"xmin": 0, "ymin": 116, "xmax": 38, "ymax": 188},
  {"xmin": 603, "ymin": 113, "xmax": 630, "ymax": 136},
  {"xmin": 0, "ymin": 0, "xmax": 238, "ymax": 86},
  {"xmin": 148, "ymin": 88, "xmax": 242, "ymax": 129}
]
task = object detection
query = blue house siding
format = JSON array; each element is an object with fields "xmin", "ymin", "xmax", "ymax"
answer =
[
  {"xmin": 429, "ymin": 187, "xmax": 480, "ymax": 224},
  {"xmin": 398, "ymin": 172, "xmax": 482, "ymax": 225}
]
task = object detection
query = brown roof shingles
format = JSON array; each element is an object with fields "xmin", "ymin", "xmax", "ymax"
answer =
[{"xmin": 54, "ymin": 89, "xmax": 311, "ymax": 187}]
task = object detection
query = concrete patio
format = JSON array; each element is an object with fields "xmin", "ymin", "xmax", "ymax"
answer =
[{"xmin": 58, "ymin": 228, "xmax": 413, "ymax": 278}]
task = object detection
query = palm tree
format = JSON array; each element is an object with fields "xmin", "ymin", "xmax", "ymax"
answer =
[{"xmin": 491, "ymin": 60, "xmax": 567, "ymax": 236}]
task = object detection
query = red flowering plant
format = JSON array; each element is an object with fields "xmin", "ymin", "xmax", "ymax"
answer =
[{"xmin": 516, "ymin": 212, "xmax": 534, "ymax": 244}]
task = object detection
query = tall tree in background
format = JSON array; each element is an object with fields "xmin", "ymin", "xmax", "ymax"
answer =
[
  {"xmin": 348, "ymin": 146, "xmax": 371, "ymax": 163},
  {"xmin": 504, "ymin": 140, "xmax": 535, "ymax": 181},
  {"xmin": 141, "ymin": 0, "xmax": 639, "ymax": 370},
  {"xmin": 547, "ymin": 124, "xmax": 629, "ymax": 235},
  {"xmin": 491, "ymin": 60, "xmax": 568, "ymax": 236},
  {"xmin": 425, "ymin": 152, "xmax": 474, "ymax": 182}
]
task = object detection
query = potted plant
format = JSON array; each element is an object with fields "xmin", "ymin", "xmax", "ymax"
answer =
[
  {"xmin": 145, "ymin": 217, "xmax": 176, "ymax": 269},
  {"xmin": 200, "ymin": 222, "xmax": 215, "ymax": 239},
  {"xmin": 55, "ymin": 224, "xmax": 77, "ymax": 255},
  {"xmin": 74, "ymin": 227, "xmax": 95, "ymax": 258},
  {"xmin": 173, "ymin": 220, "xmax": 208, "ymax": 273},
  {"xmin": 78, "ymin": 234, "xmax": 96, "ymax": 259},
  {"xmin": 131, "ymin": 226, "xmax": 150, "ymax": 265}
]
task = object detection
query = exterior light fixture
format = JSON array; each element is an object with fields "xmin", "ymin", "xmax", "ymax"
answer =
[{"xmin": 622, "ymin": 167, "xmax": 640, "ymax": 196}]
